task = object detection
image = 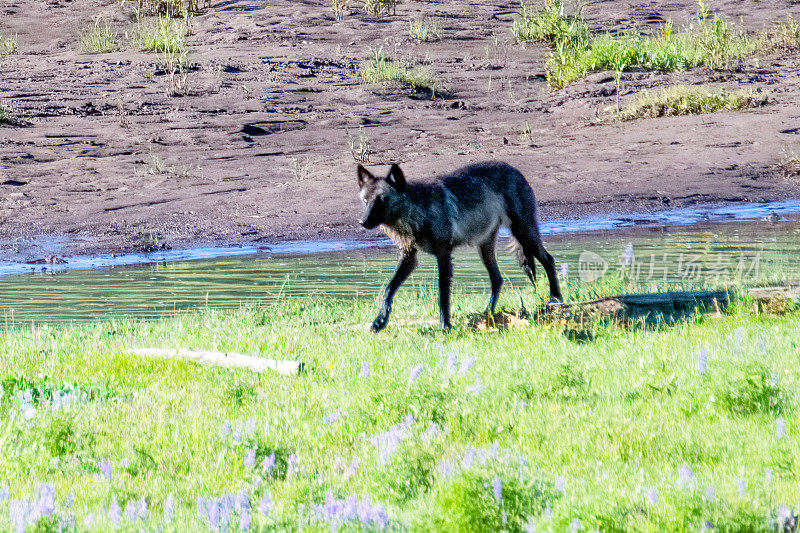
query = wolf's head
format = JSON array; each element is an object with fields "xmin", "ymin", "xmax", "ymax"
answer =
[{"xmin": 356, "ymin": 164, "xmax": 407, "ymax": 229}]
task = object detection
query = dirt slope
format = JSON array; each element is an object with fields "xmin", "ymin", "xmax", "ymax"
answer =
[{"xmin": 1, "ymin": 0, "xmax": 799, "ymax": 261}]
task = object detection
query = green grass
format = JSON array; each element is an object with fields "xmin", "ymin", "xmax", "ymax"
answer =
[
  {"xmin": 409, "ymin": 19, "xmax": 441, "ymax": 42},
  {"xmin": 760, "ymin": 15, "xmax": 800, "ymax": 52},
  {"xmin": 133, "ymin": 14, "xmax": 187, "ymax": 55},
  {"xmin": 0, "ymin": 33, "xmax": 17, "ymax": 55},
  {"xmin": 619, "ymin": 85, "xmax": 768, "ymax": 120},
  {"xmin": 80, "ymin": 19, "xmax": 119, "ymax": 53},
  {"xmin": 0, "ymin": 104, "xmax": 9, "ymax": 124},
  {"xmin": 361, "ymin": 47, "xmax": 441, "ymax": 96},
  {"xmin": 1, "ymin": 277, "xmax": 800, "ymax": 531},
  {"xmin": 513, "ymin": 0, "xmax": 759, "ymax": 88},
  {"xmin": 354, "ymin": 0, "xmax": 400, "ymax": 17}
]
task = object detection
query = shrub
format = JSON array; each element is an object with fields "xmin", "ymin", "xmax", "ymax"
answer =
[
  {"xmin": 423, "ymin": 471, "xmax": 558, "ymax": 532},
  {"xmin": 0, "ymin": 33, "xmax": 16, "ymax": 55},
  {"xmin": 361, "ymin": 47, "xmax": 440, "ymax": 96},
  {"xmin": 513, "ymin": 0, "xmax": 757, "ymax": 88},
  {"xmin": 409, "ymin": 19, "xmax": 441, "ymax": 42},
  {"xmin": 133, "ymin": 14, "xmax": 187, "ymax": 55},
  {"xmin": 619, "ymin": 85, "xmax": 768, "ymax": 120},
  {"xmin": 80, "ymin": 19, "xmax": 119, "ymax": 53}
]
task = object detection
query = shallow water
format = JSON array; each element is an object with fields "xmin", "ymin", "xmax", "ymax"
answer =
[
  {"xmin": 2, "ymin": 215, "xmax": 800, "ymax": 325},
  {"xmin": 3, "ymin": 198, "xmax": 800, "ymax": 277}
]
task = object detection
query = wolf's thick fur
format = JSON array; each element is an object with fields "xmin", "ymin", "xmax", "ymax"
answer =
[{"xmin": 357, "ymin": 161, "xmax": 562, "ymax": 331}]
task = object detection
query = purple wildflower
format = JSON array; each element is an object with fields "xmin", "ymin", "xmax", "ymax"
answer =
[
  {"xmin": 138, "ymin": 497, "xmax": 148, "ymax": 520},
  {"xmin": 422, "ymin": 422, "xmax": 440, "ymax": 441},
  {"xmin": 490, "ymin": 441, "xmax": 499, "ymax": 458},
  {"xmin": 9, "ymin": 499, "xmax": 32, "ymax": 533},
  {"xmin": 125, "ymin": 500, "xmax": 137, "ymax": 523},
  {"xmin": 233, "ymin": 428, "xmax": 243, "ymax": 443},
  {"xmin": 323, "ymin": 410, "xmax": 341, "ymax": 425},
  {"xmin": 240, "ymin": 506, "xmax": 251, "ymax": 531},
  {"xmin": 108, "ymin": 497, "xmax": 121, "ymax": 527},
  {"xmin": 544, "ymin": 505, "xmax": 553, "ymax": 520},
  {"xmin": 765, "ymin": 468, "xmax": 773, "ymax": 485},
  {"xmin": 706, "ymin": 484, "xmax": 716, "ymax": 502},
  {"xmin": 734, "ymin": 327, "xmax": 743, "ymax": 348},
  {"xmin": 259, "ymin": 492, "xmax": 272, "ymax": 517},
  {"xmin": 98, "ymin": 460, "xmax": 113, "ymax": 480},
  {"xmin": 236, "ymin": 490, "xmax": 251, "ymax": 531},
  {"xmin": 261, "ymin": 451, "xmax": 276, "ymax": 474},
  {"xmin": 312, "ymin": 492, "xmax": 388, "ymax": 530},
  {"xmin": 246, "ymin": 417, "xmax": 256, "ymax": 435},
  {"xmin": 459, "ymin": 357, "xmax": 476, "ymax": 375},
  {"xmin": 777, "ymin": 417, "xmax": 787, "ymax": 439},
  {"xmin": 525, "ymin": 519, "xmax": 537, "ymax": 533},
  {"xmin": 0, "ymin": 485, "xmax": 9, "ymax": 500},
  {"xmin": 36, "ymin": 483, "xmax": 56, "ymax": 518},
  {"xmin": 446, "ymin": 351, "xmax": 458, "ymax": 374},
  {"xmin": 468, "ymin": 377, "xmax": 484, "ymax": 394},
  {"xmin": 555, "ymin": 476, "xmax": 566, "ymax": 494},
  {"xmin": 207, "ymin": 499, "xmax": 220, "ymax": 529},
  {"xmin": 164, "ymin": 494, "xmax": 175, "ymax": 523},
  {"xmin": 345, "ymin": 457, "xmax": 361, "ymax": 480},
  {"xmin": 463, "ymin": 446, "xmax": 476, "ymax": 468},
  {"xmin": 438, "ymin": 460, "xmax": 454, "ymax": 478},
  {"xmin": 560, "ymin": 263, "xmax": 569, "ymax": 278},
  {"xmin": 361, "ymin": 361, "xmax": 371, "ymax": 378},
  {"xmin": 220, "ymin": 420, "xmax": 232, "ymax": 437},
  {"xmin": 196, "ymin": 497, "xmax": 207, "ymax": 520},
  {"xmin": 369, "ymin": 415, "xmax": 413, "ymax": 464},
  {"xmin": 738, "ymin": 479, "xmax": 746, "ymax": 499},
  {"xmin": 492, "ymin": 477, "xmax": 503, "ymax": 503},
  {"xmin": 120, "ymin": 458, "xmax": 130, "ymax": 469},
  {"xmin": 84, "ymin": 513, "xmax": 95, "ymax": 527},
  {"xmin": 571, "ymin": 518, "xmax": 582, "ymax": 532},
  {"xmin": 647, "ymin": 488, "xmax": 658, "ymax": 506},
  {"xmin": 244, "ymin": 448, "xmax": 256, "ymax": 468},
  {"xmin": 778, "ymin": 506, "xmax": 794, "ymax": 529},
  {"xmin": 409, "ymin": 364, "xmax": 423, "ymax": 384},
  {"xmin": 287, "ymin": 453, "xmax": 297, "ymax": 475},
  {"xmin": 679, "ymin": 466, "xmax": 693, "ymax": 486},
  {"xmin": 698, "ymin": 348, "xmax": 708, "ymax": 373},
  {"xmin": 758, "ymin": 337, "xmax": 767, "ymax": 352}
]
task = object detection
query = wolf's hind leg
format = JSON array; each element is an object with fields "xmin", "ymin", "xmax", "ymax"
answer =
[
  {"xmin": 372, "ymin": 249, "xmax": 417, "ymax": 332},
  {"xmin": 478, "ymin": 234, "xmax": 503, "ymax": 314},
  {"xmin": 510, "ymin": 223, "xmax": 562, "ymax": 302},
  {"xmin": 532, "ymin": 244, "xmax": 562, "ymax": 302}
]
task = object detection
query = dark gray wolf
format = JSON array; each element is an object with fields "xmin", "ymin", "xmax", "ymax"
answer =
[{"xmin": 357, "ymin": 161, "xmax": 562, "ymax": 332}]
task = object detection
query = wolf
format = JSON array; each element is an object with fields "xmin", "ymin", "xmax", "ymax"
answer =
[{"xmin": 357, "ymin": 161, "xmax": 563, "ymax": 332}]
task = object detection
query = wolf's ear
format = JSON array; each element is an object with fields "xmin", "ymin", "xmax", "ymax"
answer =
[
  {"xmin": 386, "ymin": 164, "xmax": 406, "ymax": 192},
  {"xmin": 357, "ymin": 164, "xmax": 375, "ymax": 187}
]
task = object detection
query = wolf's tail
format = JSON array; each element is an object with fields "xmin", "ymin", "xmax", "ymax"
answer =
[{"xmin": 508, "ymin": 238, "xmax": 536, "ymax": 283}]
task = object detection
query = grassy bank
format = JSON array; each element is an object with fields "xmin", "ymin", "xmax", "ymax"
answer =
[
  {"xmin": 513, "ymin": 0, "xmax": 798, "ymax": 88},
  {"xmin": 618, "ymin": 85, "xmax": 768, "ymax": 121},
  {"xmin": 1, "ymin": 284, "xmax": 799, "ymax": 531}
]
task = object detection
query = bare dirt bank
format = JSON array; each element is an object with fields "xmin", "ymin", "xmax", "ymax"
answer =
[{"xmin": 1, "ymin": 0, "xmax": 800, "ymax": 262}]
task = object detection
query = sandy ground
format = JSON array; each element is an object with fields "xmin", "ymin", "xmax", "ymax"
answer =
[{"xmin": 1, "ymin": 0, "xmax": 800, "ymax": 262}]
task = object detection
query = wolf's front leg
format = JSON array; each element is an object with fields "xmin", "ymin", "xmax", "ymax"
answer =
[
  {"xmin": 436, "ymin": 253, "xmax": 453, "ymax": 330},
  {"xmin": 372, "ymin": 249, "xmax": 418, "ymax": 332}
]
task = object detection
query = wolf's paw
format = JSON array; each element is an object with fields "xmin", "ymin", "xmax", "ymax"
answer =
[{"xmin": 549, "ymin": 295, "xmax": 563, "ymax": 304}]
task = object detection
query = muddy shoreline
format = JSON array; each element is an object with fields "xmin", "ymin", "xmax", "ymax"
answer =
[{"xmin": 2, "ymin": 0, "xmax": 800, "ymax": 263}]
